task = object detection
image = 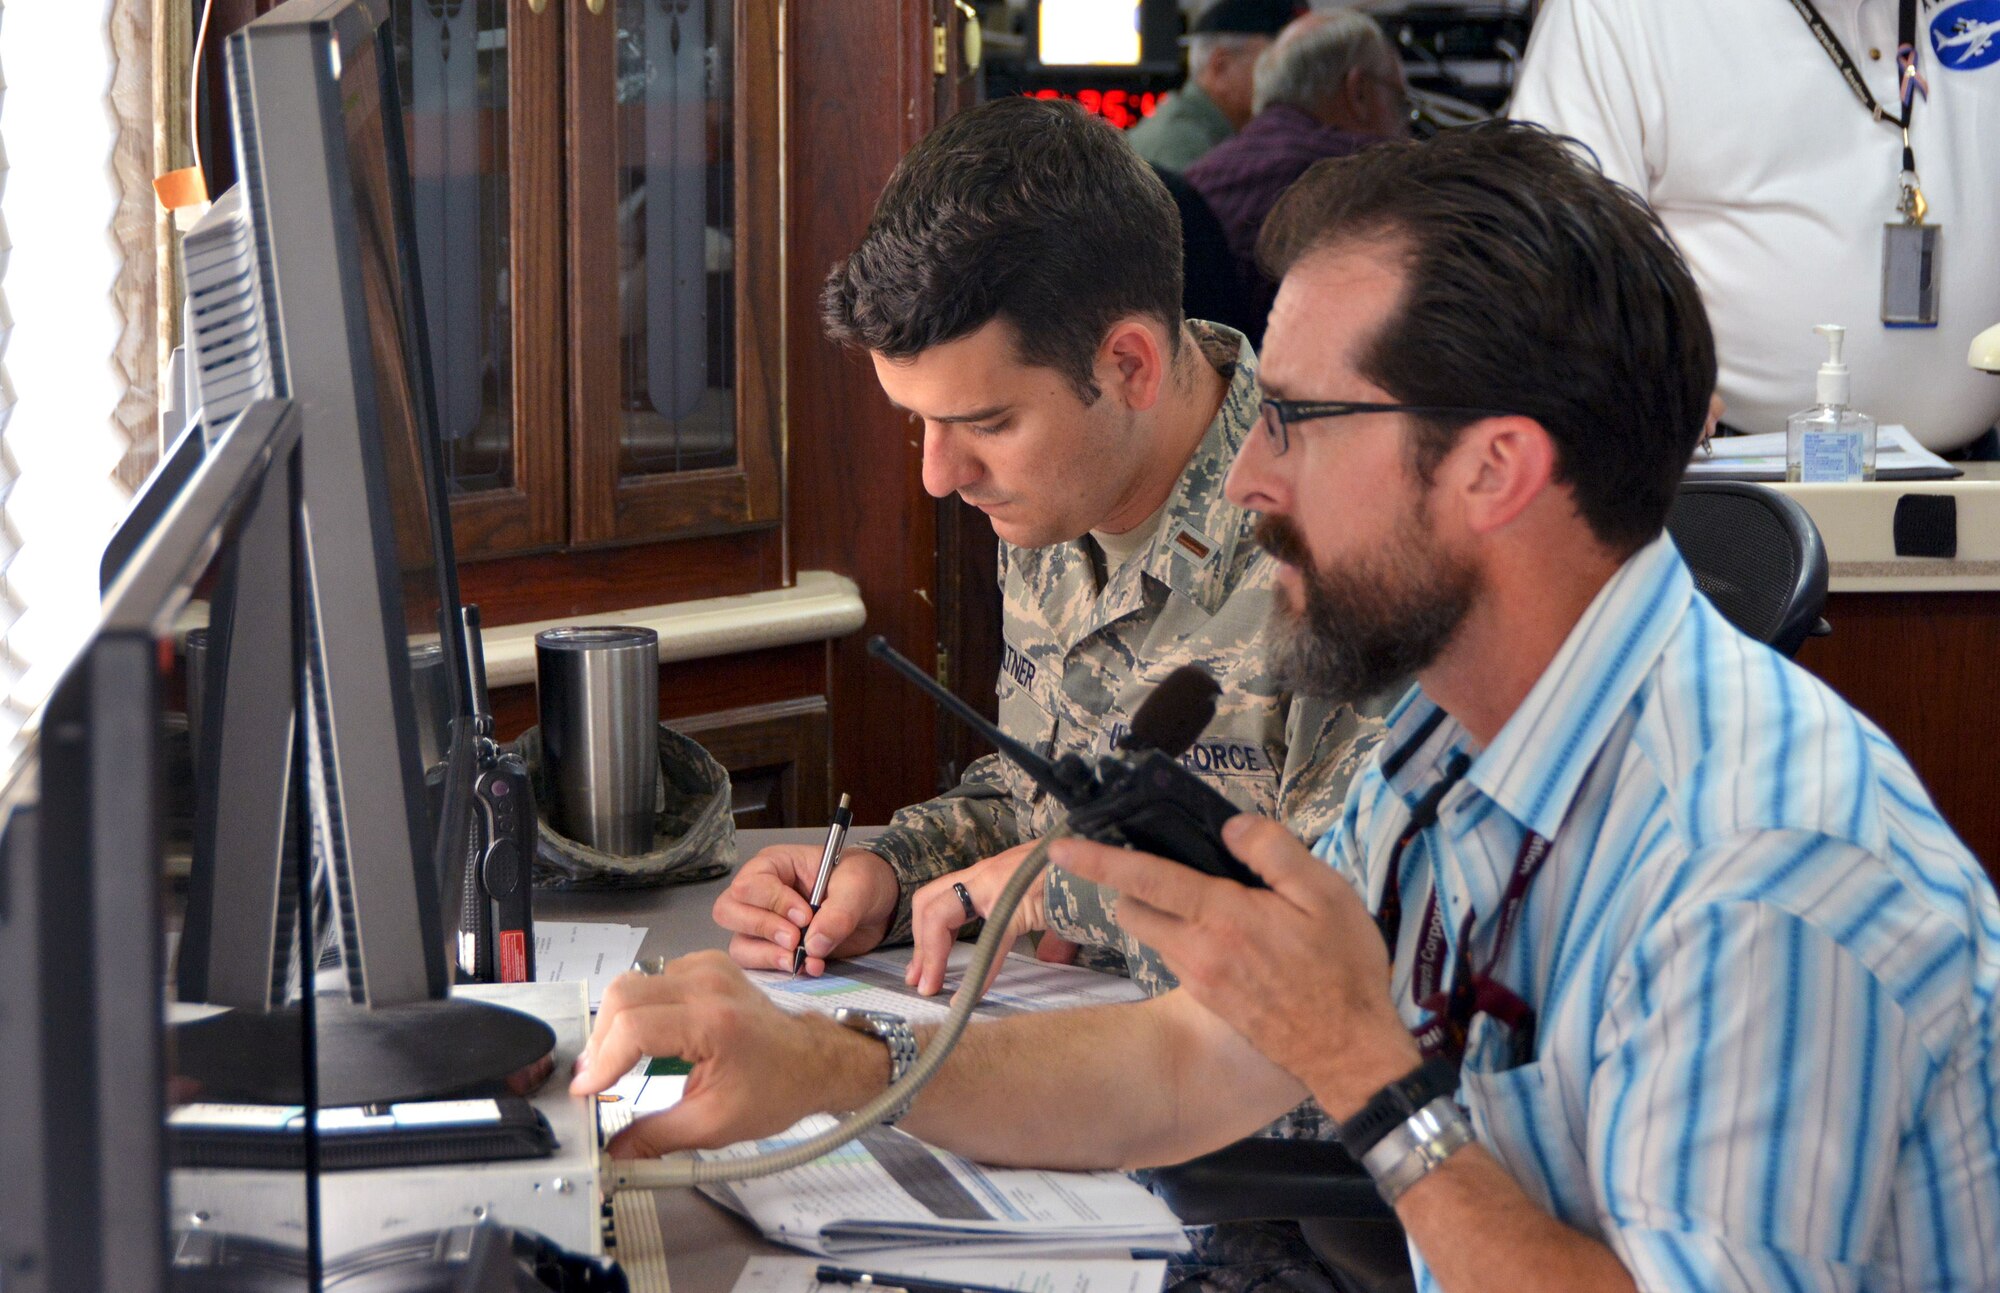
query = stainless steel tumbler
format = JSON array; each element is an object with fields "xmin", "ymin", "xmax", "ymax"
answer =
[{"xmin": 535, "ymin": 626, "xmax": 659, "ymax": 856}]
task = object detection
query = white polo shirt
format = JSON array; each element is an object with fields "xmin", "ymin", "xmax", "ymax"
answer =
[{"xmin": 1510, "ymin": 0, "xmax": 2000, "ymax": 450}]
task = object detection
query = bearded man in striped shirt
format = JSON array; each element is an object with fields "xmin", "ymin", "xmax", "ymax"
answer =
[{"xmin": 579, "ymin": 121, "xmax": 2000, "ymax": 1293}]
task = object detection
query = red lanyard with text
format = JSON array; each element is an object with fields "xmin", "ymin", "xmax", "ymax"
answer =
[
  {"xmin": 1783, "ymin": 0, "xmax": 1930, "ymax": 221},
  {"xmin": 1373, "ymin": 750, "xmax": 1549, "ymax": 1068}
]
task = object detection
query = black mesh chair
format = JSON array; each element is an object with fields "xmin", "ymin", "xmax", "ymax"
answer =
[{"xmin": 1667, "ymin": 482, "xmax": 1830, "ymax": 657}]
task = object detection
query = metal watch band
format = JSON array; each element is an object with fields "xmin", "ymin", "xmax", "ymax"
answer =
[
  {"xmin": 833, "ymin": 1008, "xmax": 919, "ymax": 1125},
  {"xmin": 1359, "ymin": 1095, "xmax": 1476, "ymax": 1205}
]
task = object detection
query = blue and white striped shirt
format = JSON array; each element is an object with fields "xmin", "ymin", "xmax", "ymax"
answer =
[{"xmin": 1315, "ymin": 535, "xmax": 2000, "ymax": 1291}]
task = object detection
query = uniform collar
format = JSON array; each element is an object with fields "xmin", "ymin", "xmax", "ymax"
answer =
[
  {"xmin": 1041, "ymin": 322, "xmax": 1259, "ymax": 649},
  {"xmin": 1127, "ymin": 320, "xmax": 1260, "ymax": 617},
  {"xmin": 1378, "ymin": 535, "xmax": 1693, "ymax": 843}
]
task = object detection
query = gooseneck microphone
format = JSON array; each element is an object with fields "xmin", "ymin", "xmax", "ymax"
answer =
[
  {"xmin": 865, "ymin": 636, "xmax": 1261, "ymax": 888},
  {"xmin": 1119, "ymin": 664, "xmax": 1222, "ymax": 759}
]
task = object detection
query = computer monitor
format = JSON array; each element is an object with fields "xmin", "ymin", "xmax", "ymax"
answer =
[
  {"xmin": 0, "ymin": 399, "xmax": 314, "ymax": 1293},
  {"xmin": 167, "ymin": 0, "xmax": 550, "ymax": 1108}
]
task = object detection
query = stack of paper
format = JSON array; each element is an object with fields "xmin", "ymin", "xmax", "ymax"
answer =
[
  {"xmin": 728, "ymin": 1255, "xmax": 1169, "ymax": 1293},
  {"xmin": 746, "ymin": 944, "xmax": 1148, "ymax": 1027},
  {"xmin": 534, "ymin": 920, "xmax": 648, "ymax": 1007},
  {"xmin": 698, "ymin": 1115, "xmax": 1190, "ymax": 1259},
  {"xmin": 1684, "ymin": 424, "xmax": 1959, "ymax": 481}
]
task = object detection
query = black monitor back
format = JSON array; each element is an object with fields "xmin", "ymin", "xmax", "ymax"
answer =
[
  {"xmin": 0, "ymin": 399, "xmax": 312, "ymax": 1293},
  {"xmin": 227, "ymin": 0, "xmax": 473, "ymax": 1006}
]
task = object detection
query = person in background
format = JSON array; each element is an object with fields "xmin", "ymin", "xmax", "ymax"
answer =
[
  {"xmin": 1185, "ymin": 9, "xmax": 1411, "ymax": 343},
  {"xmin": 1509, "ymin": 0, "xmax": 2000, "ymax": 452},
  {"xmin": 1125, "ymin": 0, "xmax": 1297, "ymax": 173}
]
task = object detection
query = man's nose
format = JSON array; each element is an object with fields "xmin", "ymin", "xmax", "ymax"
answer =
[
  {"xmin": 921, "ymin": 424, "xmax": 980, "ymax": 500},
  {"xmin": 1224, "ymin": 416, "xmax": 1286, "ymax": 513}
]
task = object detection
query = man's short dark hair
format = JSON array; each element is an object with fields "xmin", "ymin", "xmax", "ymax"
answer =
[
  {"xmin": 1257, "ymin": 121, "xmax": 1716, "ymax": 553},
  {"xmin": 822, "ymin": 97, "xmax": 1184, "ymax": 404}
]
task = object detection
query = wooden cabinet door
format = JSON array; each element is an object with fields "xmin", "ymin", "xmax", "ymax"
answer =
[
  {"xmin": 396, "ymin": 0, "xmax": 568, "ymax": 557},
  {"xmin": 564, "ymin": 0, "xmax": 782, "ymax": 547}
]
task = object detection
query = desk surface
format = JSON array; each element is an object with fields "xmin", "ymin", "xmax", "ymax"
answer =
[{"xmin": 537, "ymin": 828, "xmax": 869, "ymax": 1293}]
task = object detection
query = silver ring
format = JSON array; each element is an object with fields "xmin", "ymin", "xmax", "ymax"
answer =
[
  {"xmin": 631, "ymin": 955, "xmax": 669, "ymax": 976},
  {"xmin": 951, "ymin": 881, "xmax": 978, "ymax": 923}
]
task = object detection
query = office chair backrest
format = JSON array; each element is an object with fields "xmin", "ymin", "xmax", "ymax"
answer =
[{"xmin": 1666, "ymin": 482, "xmax": 1829, "ymax": 658}]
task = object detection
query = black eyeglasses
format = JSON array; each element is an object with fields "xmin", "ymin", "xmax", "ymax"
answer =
[{"xmin": 1256, "ymin": 398, "xmax": 1516, "ymax": 456}]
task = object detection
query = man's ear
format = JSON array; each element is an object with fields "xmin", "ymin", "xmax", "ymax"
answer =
[
  {"xmin": 1099, "ymin": 317, "xmax": 1172, "ymax": 413},
  {"xmin": 1446, "ymin": 416, "xmax": 1558, "ymax": 536}
]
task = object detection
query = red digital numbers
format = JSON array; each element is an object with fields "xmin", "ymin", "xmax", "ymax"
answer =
[{"xmin": 1028, "ymin": 87, "xmax": 1161, "ymax": 130}]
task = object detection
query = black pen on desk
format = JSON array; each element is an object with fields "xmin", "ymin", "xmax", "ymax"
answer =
[
  {"xmin": 814, "ymin": 1264, "xmax": 1015, "ymax": 1293},
  {"xmin": 794, "ymin": 792, "xmax": 853, "ymax": 974}
]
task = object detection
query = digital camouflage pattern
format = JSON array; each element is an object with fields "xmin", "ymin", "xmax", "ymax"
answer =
[{"xmin": 861, "ymin": 323, "xmax": 1399, "ymax": 1145}]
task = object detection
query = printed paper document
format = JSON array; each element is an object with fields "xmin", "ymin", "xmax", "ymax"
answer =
[
  {"xmin": 726, "ymin": 1255, "xmax": 1169, "ymax": 1293},
  {"xmin": 697, "ymin": 1115, "xmax": 1189, "ymax": 1258},
  {"xmin": 746, "ymin": 945, "xmax": 1146, "ymax": 1027}
]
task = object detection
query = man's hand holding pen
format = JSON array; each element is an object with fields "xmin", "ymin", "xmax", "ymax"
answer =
[{"xmin": 712, "ymin": 839, "xmax": 899, "ymax": 976}]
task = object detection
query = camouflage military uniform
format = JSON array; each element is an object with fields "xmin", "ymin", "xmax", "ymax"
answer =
[
  {"xmin": 862, "ymin": 323, "xmax": 1400, "ymax": 1292},
  {"xmin": 862, "ymin": 321, "xmax": 1392, "ymax": 989}
]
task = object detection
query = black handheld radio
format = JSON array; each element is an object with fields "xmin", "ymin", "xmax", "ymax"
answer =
[
  {"xmin": 866, "ymin": 636, "xmax": 1264, "ymax": 888},
  {"xmin": 455, "ymin": 604, "xmax": 539, "ymax": 983}
]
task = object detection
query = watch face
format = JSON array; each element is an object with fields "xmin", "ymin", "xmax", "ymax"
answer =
[{"xmin": 833, "ymin": 1007, "xmax": 902, "ymax": 1031}]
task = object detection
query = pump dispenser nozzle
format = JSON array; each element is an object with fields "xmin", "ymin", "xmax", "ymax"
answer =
[{"xmin": 1813, "ymin": 323, "xmax": 1851, "ymax": 407}]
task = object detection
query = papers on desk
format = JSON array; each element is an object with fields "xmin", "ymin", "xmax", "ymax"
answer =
[
  {"xmin": 1685, "ymin": 424, "xmax": 1960, "ymax": 481},
  {"xmin": 698, "ymin": 1114, "xmax": 1190, "ymax": 1259},
  {"xmin": 746, "ymin": 944, "xmax": 1148, "ymax": 1027},
  {"xmin": 728, "ymin": 1255, "xmax": 1169, "ymax": 1293},
  {"xmin": 534, "ymin": 920, "xmax": 648, "ymax": 1007}
]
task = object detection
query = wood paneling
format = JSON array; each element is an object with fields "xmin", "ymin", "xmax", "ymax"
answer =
[
  {"xmin": 457, "ymin": 527, "xmax": 783, "ymax": 625},
  {"xmin": 676, "ymin": 697, "xmax": 833, "ymax": 828},
  {"xmin": 1795, "ymin": 591, "xmax": 2000, "ymax": 882},
  {"xmin": 785, "ymin": 0, "xmax": 942, "ymax": 824}
]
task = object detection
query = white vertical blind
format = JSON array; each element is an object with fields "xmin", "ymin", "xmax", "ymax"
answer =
[{"xmin": 0, "ymin": 0, "xmax": 130, "ymax": 742}]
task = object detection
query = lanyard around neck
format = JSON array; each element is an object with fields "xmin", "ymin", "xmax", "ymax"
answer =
[
  {"xmin": 1781, "ymin": 0, "xmax": 1932, "ymax": 220},
  {"xmin": 1373, "ymin": 749, "xmax": 1550, "ymax": 1067}
]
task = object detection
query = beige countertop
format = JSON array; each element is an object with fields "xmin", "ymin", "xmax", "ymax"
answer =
[
  {"xmin": 1768, "ymin": 463, "xmax": 2000, "ymax": 593},
  {"xmin": 480, "ymin": 570, "xmax": 866, "ymax": 689}
]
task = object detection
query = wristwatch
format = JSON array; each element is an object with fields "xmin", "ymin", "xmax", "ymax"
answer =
[
  {"xmin": 832, "ymin": 1006, "xmax": 919, "ymax": 1125},
  {"xmin": 1336, "ymin": 1057, "xmax": 1474, "ymax": 1205}
]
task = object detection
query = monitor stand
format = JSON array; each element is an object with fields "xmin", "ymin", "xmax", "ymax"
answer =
[{"xmin": 172, "ymin": 997, "xmax": 556, "ymax": 1107}]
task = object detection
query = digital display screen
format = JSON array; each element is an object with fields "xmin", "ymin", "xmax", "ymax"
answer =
[{"xmin": 1038, "ymin": 0, "xmax": 1143, "ymax": 67}]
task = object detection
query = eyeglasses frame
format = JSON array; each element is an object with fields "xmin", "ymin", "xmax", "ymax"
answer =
[{"xmin": 1256, "ymin": 398, "xmax": 1518, "ymax": 456}]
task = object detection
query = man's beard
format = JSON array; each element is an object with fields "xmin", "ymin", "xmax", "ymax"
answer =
[{"xmin": 1254, "ymin": 505, "xmax": 1479, "ymax": 703}]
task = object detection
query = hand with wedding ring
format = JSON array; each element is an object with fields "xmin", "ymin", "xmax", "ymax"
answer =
[{"xmin": 905, "ymin": 840, "xmax": 1077, "ymax": 998}]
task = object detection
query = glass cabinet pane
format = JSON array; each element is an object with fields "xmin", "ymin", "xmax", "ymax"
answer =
[
  {"xmin": 613, "ymin": 0, "xmax": 735, "ymax": 478},
  {"xmin": 393, "ymin": 0, "xmax": 515, "ymax": 495}
]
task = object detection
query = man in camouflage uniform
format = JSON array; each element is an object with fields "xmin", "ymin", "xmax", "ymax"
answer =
[
  {"xmin": 866, "ymin": 320, "xmax": 1387, "ymax": 1002},
  {"xmin": 708, "ymin": 96, "xmax": 1389, "ymax": 1289}
]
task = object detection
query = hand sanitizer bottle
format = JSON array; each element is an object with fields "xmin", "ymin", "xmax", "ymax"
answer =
[{"xmin": 1786, "ymin": 324, "xmax": 1877, "ymax": 483}]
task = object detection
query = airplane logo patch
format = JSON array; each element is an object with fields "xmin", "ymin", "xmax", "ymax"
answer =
[{"xmin": 1932, "ymin": 0, "xmax": 2000, "ymax": 70}]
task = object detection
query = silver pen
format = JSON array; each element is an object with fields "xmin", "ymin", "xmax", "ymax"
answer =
[{"xmin": 794, "ymin": 793, "xmax": 852, "ymax": 974}]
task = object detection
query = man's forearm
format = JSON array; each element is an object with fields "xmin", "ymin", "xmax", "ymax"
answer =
[
  {"xmin": 819, "ymin": 992, "xmax": 1302, "ymax": 1171},
  {"xmin": 894, "ymin": 999, "xmax": 1187, "ymax": 1169},
  {"xmin": 1393, "ymin": 1143, "xmax": 1636, "ymax": 1293}
]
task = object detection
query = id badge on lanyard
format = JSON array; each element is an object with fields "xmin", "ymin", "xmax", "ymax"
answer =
[{"xmin": 1785, "ymin": 0, "xmax": 1941, "ymax": 327}]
